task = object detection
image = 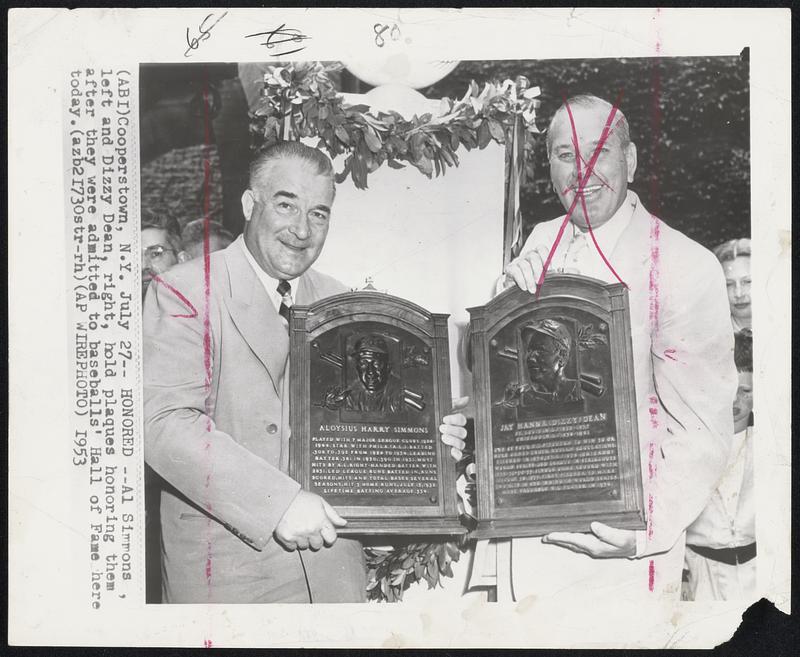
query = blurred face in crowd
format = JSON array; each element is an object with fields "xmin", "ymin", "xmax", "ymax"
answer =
[
  {"xmin": 548, "ymin": 104, "xmax": 637, "ymax": 230},
  {"xmin": 732, "ymin": 370, "xmax": 753, "ymax": 432},
  {"xmin": 141, "ymin": 227, "xmax": 180, "ymax": 298},
  {"xmin": 184, "ymin": 233, "xmax": 233, "ymax": 261},
  {"xmin": 241, "ymin": 156, "xmax": 333, "ymax": 280},
  {"xmin": 723, "ymin": 255, "xmax": 752, "ymax": 326}
]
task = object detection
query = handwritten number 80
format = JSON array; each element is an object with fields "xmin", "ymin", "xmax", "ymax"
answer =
[{"xmin": 373, "ymin": 23, "xmax": 401, "ymax": 47}]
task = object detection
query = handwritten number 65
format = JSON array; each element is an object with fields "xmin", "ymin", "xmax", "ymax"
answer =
[{"xmin": 373, "ymin": 23, "xmax": 401, "ymax": 47}]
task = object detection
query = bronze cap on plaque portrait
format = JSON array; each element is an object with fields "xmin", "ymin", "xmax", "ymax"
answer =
[
  {"xmin": 289, "ymin": 291, "xmax": 465, "ymax": 535},
  {"xmin": 468, "ymin": 274, "xmax": 646, "ymax": 539}
]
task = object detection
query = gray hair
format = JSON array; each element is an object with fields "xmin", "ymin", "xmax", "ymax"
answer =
[
  {"xmin": 249, "ymin": 141, "xmax": 336, "ymax": 197},
  {"xmin": 546, "ymin": 94, "xmax": 631, "ymax": 157}
]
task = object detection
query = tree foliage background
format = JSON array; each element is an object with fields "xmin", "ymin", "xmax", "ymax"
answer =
[{"xmin": 425, "ymin": 55, "xmax": 750, "ymax": 250}]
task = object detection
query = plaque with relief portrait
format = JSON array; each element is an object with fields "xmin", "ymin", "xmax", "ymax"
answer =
[
  {"xmin": 289, "ymin": 291, "xmax": 465, "ymax": 535},
  {"xmin": 468, "ymin": 274, "xmax": 646, "ymax": 539}
]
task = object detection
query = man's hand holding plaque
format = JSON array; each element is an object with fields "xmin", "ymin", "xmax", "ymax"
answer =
[
  {"xmin": 542, "ymin": 521, "xmax": 636, "ymax": 558},
  {"xmin": 274, "ymin": 490, "xmax": 347, "ymax": 551},
  {"xmin": 440, "ymin": 396, "xmax": 470, "ymax": 461},
  {"xmin": 502, "ymin": 245, "xmax": 549, "ymax": 294}
]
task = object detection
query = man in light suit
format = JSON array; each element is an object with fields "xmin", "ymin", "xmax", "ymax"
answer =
[
  {"xmin": 143, "ymin": 141, "xmax": 365, "ymax": 603},
  {"xmin": 442, "ymin": 94, "xmax": 737, "ymax": 601}
]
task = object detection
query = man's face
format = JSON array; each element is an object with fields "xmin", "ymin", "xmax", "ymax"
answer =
[
  {"xmin": 141, "ymin": 227, "xmax": 179, "ymax": 296},
  {"xmin": 241, "ymin": 157, "xmax": 333, "ymax": 280},
  {"xmin": 548, "ymin": 105, "xmax": 637, "ymax": 230},
  {"xmin": 525, "ymin": 332, "xmax": 564, "ymax": 389},
  {"xmin": 732, "ymin": 370, "xmax": 753, "ymax": 431},
  {"xmin": 723, "ymin": 255, "xmax": 752, "ymax": 324},
  {"xmin": 356, "ymin": 351, "xmax": 389, "ymax": 392}
]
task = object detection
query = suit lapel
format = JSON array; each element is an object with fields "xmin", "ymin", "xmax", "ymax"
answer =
[
  {"xmin": 222, "ymin": 241, "xmax": 289, "ymax": 396},
  {"xmin": 609, "ymin": 193, "xmax": 655, "ymax": 290}
]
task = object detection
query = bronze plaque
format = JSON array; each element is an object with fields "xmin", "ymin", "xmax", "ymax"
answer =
[
  {"xmin": 468, "ymin": 274, "xmax": 646, "ymax": 539},
  {"xmin": 289, "ymin": 291, "xmax": 465, "ymax": 535}
]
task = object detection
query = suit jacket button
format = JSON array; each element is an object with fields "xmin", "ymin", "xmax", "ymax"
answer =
[{"xmin": 266, "ymin": 423, "xmax": 278, "ymax": 434}]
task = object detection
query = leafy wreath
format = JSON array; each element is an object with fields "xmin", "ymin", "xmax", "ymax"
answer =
[
  {"xmin": 365, "ymin": 535, "xmax": 472, "ymax": 603},
  {"xmin": 249, "ymin": 61, "xmax": 541, "ymax": 189}
]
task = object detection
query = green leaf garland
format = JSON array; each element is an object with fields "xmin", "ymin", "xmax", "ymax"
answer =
[{"xmin": 249, "ymin": 61, "xmax": 541, "ymax": 190}]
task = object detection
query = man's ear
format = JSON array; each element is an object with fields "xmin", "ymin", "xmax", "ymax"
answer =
[
  {"xmin": 241, "ymin": 189, "xmax": 255, "ymax": 222},
  {"xmin": 625, "ymin": 142, "xmax": 638, "ymax": 184},
  {"xmin": 177, "ymin": 250, "xmax": 189, "ymax": 264}
]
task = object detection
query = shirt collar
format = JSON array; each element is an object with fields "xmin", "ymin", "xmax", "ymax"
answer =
[
  {"xmin": 237, "ymin": 235, "xmax": 294, "ymax": 310},
  {"xmin": 570, "ymin": 189, "xmax": 638, "ymax": 251}
]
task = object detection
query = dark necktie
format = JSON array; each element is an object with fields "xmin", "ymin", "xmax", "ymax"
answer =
[{"xmin": 277, "ymin": 279, "xmax": 292, "ymax": 327}]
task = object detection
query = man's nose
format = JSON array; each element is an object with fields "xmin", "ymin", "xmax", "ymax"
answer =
[{"xmin": 287, "ymin": 212, "xmax": 311, "ymax": 240}]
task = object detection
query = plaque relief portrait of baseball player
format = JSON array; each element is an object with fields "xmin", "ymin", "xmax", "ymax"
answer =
[
  {"xmin": 519, "ymin": 318, "xmax": 583, "ymax": 407},
  {"xmin": 496, "ymin": 317, "xmax": 584, "ymax": 416},
  {"xmin": 344, "ymin": 333, "xmax": 406, "ymax": 414},
  {"xmin": 315, "ymin": 331, "xmax": 427, "ymax": 420}
]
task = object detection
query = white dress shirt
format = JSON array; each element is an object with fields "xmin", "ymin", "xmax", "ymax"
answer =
[{"xmin": 554, "ymin": 190, "xmax": 638, "ymax": 280}]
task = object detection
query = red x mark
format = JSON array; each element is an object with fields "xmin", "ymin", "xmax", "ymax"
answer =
[
  {"xmin": 536, "ymin": 92, "xmax": 629, "ymax": 296},
  {"xmin": 151, "ymin": 274, "xmax": 198, "ymax": 319},
  {"xmin": 561, "ymin": 150, "xmax": 615, "ymax": 194}
]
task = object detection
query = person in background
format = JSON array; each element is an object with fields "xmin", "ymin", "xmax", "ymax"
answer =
[
  {"xmin": 713, "ymin": 238, "xmax": 751, "ymax": 331},
  {"xmin": 683, "ymin": 329, "xmax": 755, "ymax": 600},
  {"xmin": 141, "ymin": 208, "xmax": 186, "ymax": 300},
  {"xmin": 181, "ymin": 217, "xmax": 235, "ymax": 261},
  {"xmin": 140, "ymin": 207, "xmax": 187, "ymax": 601}
]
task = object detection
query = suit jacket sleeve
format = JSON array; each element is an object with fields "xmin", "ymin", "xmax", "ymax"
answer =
[
  {"xmin": 143, "ymin": 268, "xmax": 301, "ymax": 551},
  {"xmin": 635, "ymin": 241, "xmax": 738, "ymax": 557}
]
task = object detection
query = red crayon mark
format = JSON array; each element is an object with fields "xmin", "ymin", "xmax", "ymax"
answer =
[
  {"xmin": 201, "ymin": 70, "xmax": 214, "ymax": 418},
  {"xmin": 647, "ymin": 441, "xmax": 656, "ymax": 479},
  {"xmin": 201, "ymin": 67, "xmax": 215, "ymax": 603},
  {"xmin": 203, "ymin": 639, "xmax": 213, "ymax": 648},
  {"xmin": 151, "ymin": 274, "xmax": 198, "ymax": 318},
  {"xmin": 560, "ymin": 151, "xmax": 615, "ymax": 194},
  {"xmin": 563, "ymin": 93, "xmax": 631, "ymax": 291},
  {"xmin": 663, "ymin": 348, "xmax": 677, "ymax": 361},
  {"xmin": 646, "ymin": 15, "xmax": 664, "ymax": 593},
  {"xmin": 537, "ymin": 93, "xmax": 628, "ymax": 296}
]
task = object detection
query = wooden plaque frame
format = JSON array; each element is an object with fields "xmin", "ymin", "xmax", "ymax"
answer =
[
  {"xmin": 468, "ymin": 274, "xmax": 646, "ymax": 539},
  {"xmin": 289, "ymin": 291, "xmax": 465, "ymax": 535}
]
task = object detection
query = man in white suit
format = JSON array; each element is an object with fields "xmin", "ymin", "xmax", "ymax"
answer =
[
  {"xmin": 144, "ymin": 141, "xmax": 365, "ymax": 603},
  {"xmin": 442, "ymin": 95, "xmax": 737, "ymax": 601}
]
